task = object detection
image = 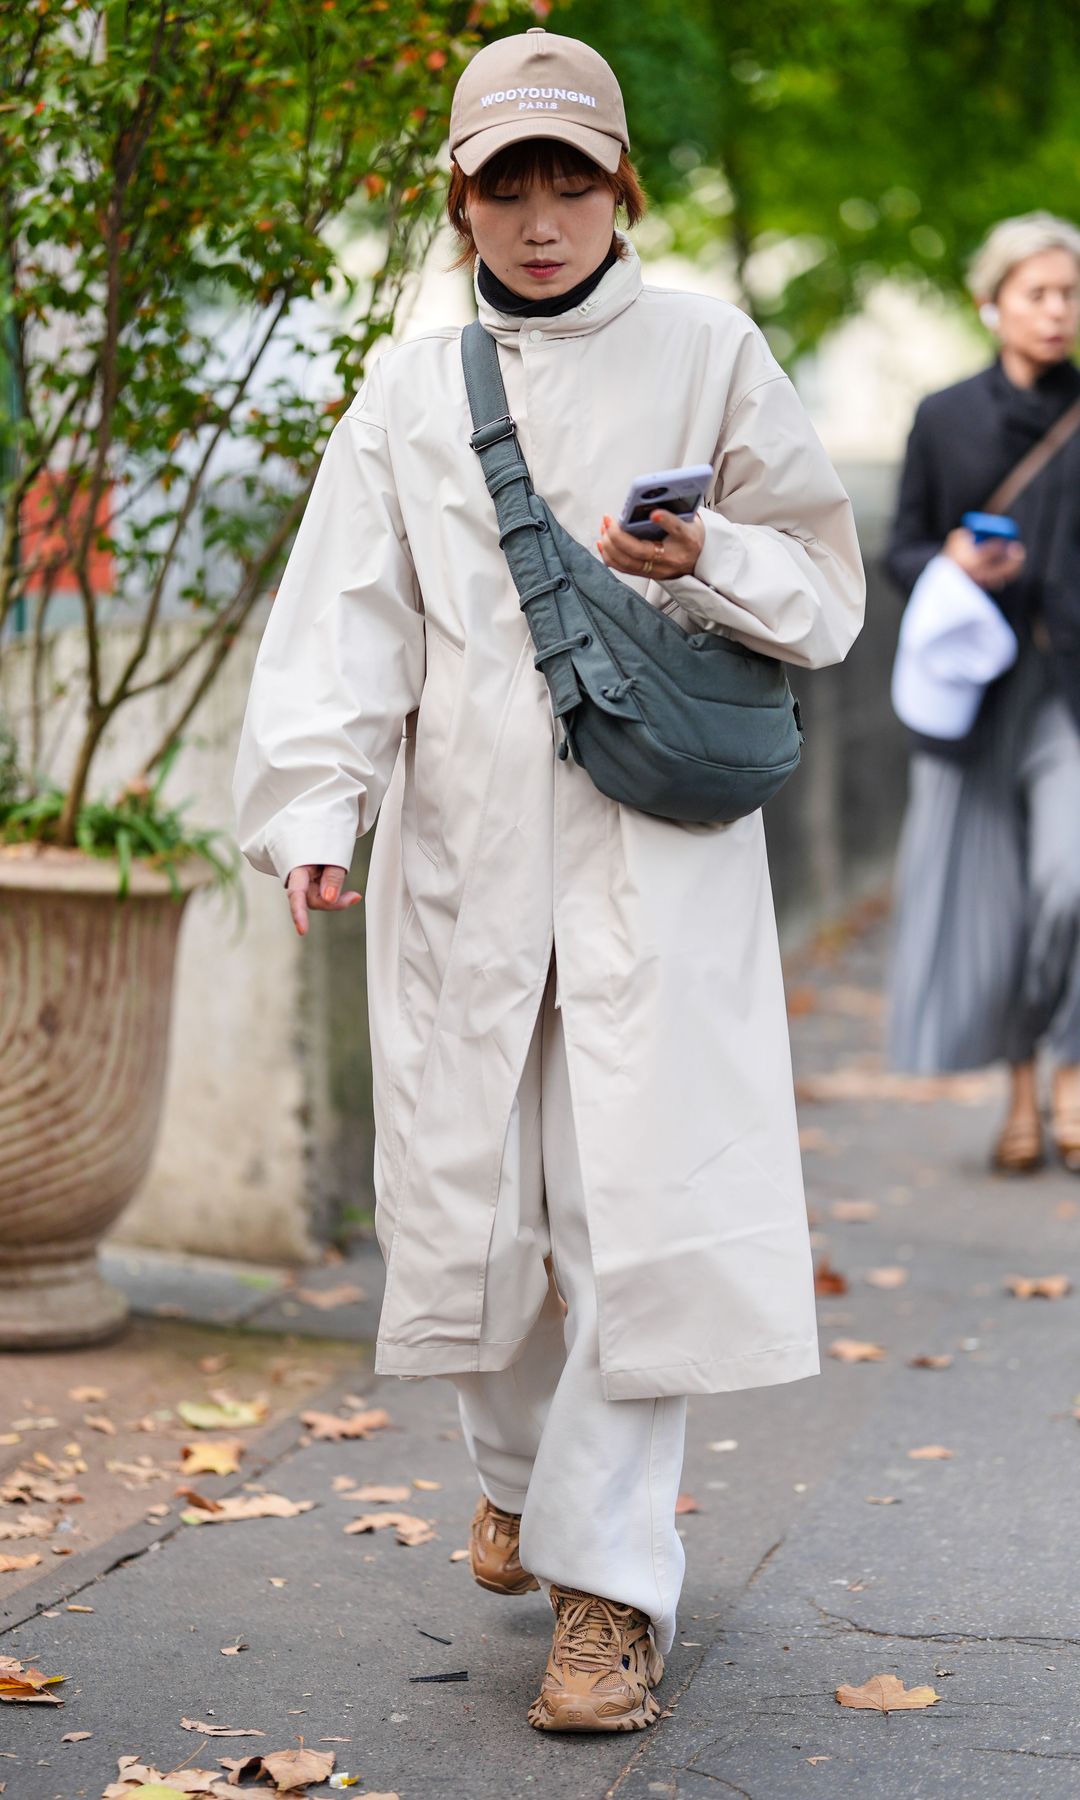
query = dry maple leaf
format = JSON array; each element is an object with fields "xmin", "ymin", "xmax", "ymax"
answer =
[
  {"xmin": 907, "ymin": 1445, "xmax": 954, "ymax": 1460},
  {"xmin": 835, "ymin": 1673, "xmax": 940, "ymax": 1712},
  {"xmin": 181, "ymin": 1719, "xmax": 265, "ymax": 1738},
  {"xmin": 260, "ymin": 1746, "xmax": 335, "ymax": 1791},
  {"xmin": 0, "ymin": 1515, "xmax": 53, "ymax": 1542},
  {"xmin": 301, "ymin": 1407, "xmax": 390, "ymax": 1442},
  {"xmin": 181, "ymin": 1439, "xmax": 246, "ymax": 1478},
  {"xmin": 814, "ymin": 1257, "xmax": 849, "ymax": 1297},
  {"xmin": 60, "ymin": 1729, "xmax": 91, "ymax": 1742},
  {"xmin": 829, "ymin": 1200, "xmax": 879, "ymax": 1224},
  {"xmin": 344, "ymin": 1510, "xmax": 435, "ymax": 1546},
  {"xmin": 296, "ymin": 1283, "xmax": 366, "ymax": 1310},
  {"xmin": 182, "ymin": 1494, "xmax": 314, "ymax": 1527},
  {"xmin": 345, "ymin": 1484, "xmax": 410, "ymax": 1504},
  {"xmin": 0, "ymin": 1552, "xmax": 41, "ymax": 1574},
  {"xmin": 909, "ymin": 1354, "xmax": 953, "ymax": 1371},
  {"xmin": 865, "ymin": 1266, "xmax": 908, "ymax": 1289},
  {"xmin": 0, "ymin": 1656, "xmax": 64, "ymax": 1704},
  {"xmin": 828, "ymin": 1339, "xmax": 887, "ymax": 1364},
  {"xmin": 1006, "ymin": 1274, "xmax": 1072, "ymax": 1300}
]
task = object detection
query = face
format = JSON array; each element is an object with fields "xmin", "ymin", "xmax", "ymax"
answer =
[
  {"xmin": 467, "ymin": 163, "xmax": 617, "ymax": 300},
  {"xmin": 993, "ymin": 247, "xmax": 1080, "ymax": 369}
]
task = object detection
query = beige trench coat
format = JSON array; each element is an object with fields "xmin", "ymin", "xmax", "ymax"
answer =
[{"xmin": 234, "ymin": 243, "xmax": 865, "ymax": 1400}]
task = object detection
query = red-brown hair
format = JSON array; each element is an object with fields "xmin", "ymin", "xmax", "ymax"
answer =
[{"xmin": 446, "ymin": 140, "xmax": 646, "ymax": 270}]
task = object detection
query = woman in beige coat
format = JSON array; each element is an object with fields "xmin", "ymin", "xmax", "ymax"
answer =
[{"xmin": 234, "ymin": 28, "xmax": 864, "ymax": 1735}]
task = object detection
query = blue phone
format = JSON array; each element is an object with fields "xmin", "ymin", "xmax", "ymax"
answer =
[{"xmin": 962, "ymin": 511, "xmax": 1021, "ymax": 545}]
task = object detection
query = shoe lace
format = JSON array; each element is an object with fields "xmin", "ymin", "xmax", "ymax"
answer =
[
  {"xmin": 485, "ymin": 1504, "xmax": 520, "ymax": 1548},
  {"xmin": 553, "ymin": 1592, "xmax": 635, "ymax": 1675}
]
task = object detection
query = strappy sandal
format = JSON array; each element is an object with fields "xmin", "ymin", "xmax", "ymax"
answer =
[
  {"xmin": 1051, "ymin": 1068, "xmax": 1080, "ymax": 1172},
  {"xmin": 991, "ymin": 1112, "xmax": 1045, "ymax": 1174}
]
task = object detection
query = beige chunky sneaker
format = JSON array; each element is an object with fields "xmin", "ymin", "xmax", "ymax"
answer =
[
  {"xmin": 527, "ymin": 1585, "xmax": 664, "ymax": 1732},
  {"xmin": 469, "ymin": 1496, "xmax": 540, "ymax": 1596}
]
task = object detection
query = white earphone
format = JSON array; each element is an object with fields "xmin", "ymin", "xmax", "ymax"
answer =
[{"xmin": 979, "ymin": 302, "xmax": 1000, "ymax": 332}]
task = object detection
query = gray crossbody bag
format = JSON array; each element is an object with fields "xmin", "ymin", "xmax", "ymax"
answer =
[{"xmin": 461, "ymin": 320, "xmax": 803, "ymax": 825}]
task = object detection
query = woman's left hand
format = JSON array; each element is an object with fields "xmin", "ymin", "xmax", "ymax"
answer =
[{"xmin": 597, "ymin": 510, "xmax": 705, "ymax": 581}]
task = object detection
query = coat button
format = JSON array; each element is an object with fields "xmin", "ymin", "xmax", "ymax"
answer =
[{"xmin": 528, "ymin": 328, "xmax": 543, "ymax": 343}]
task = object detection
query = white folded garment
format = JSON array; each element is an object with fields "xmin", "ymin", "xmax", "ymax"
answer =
[{"xmin": 891, "ymin": 553, "xmax": 1019, "ymax": 739}]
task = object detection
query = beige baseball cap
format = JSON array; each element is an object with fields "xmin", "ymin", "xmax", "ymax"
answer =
[{"xmin": 449, "ymin": 27, "xmax": 628, "ymax": 176}]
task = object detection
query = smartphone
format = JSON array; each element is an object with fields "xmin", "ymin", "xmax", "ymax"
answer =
[
  {"xmin": 961, "ymin": 511, "xmax": 1021, "ymax": 546},
  {"xmin": 619, "ymin": 464, "xmax": 715, "ymax": 541}
]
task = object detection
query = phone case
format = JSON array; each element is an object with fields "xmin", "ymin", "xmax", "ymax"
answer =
[{"xmin": 618, "ymin": 464, "xmax": 715, "ymax": 540}]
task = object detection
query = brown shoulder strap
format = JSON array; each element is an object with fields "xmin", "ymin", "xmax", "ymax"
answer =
[{"xmin": 984, "ymin": 393, "xmax": 1080, "ymax": 515}]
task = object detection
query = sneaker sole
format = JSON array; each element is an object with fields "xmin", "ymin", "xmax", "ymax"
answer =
[
  {"xmin": 527, "ymin": 1687, "xmax": 661, "ymax": 1733},
  {"xmin": 472, "ymin": 1569, "xmax": 541, "ymax": 1596}
]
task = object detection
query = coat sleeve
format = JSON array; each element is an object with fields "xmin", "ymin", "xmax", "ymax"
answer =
[
  {"xmin": 660, "ymin": 372, "xmax": 865, "ymax": 669},
  {"xmin": 885, "ymin": 401, "xmax": 942, "ymax": 598},
  {"xmin": 233, "ymin": 371, "xmax": 426, "ymax": 881}
]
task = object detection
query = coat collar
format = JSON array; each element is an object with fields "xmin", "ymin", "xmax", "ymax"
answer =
[{"xmin": 475, "ymin": 234, "xmax": 643, "ymax": 342}]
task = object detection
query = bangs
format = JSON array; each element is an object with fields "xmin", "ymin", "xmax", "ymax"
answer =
[{"xmin": 470, "ymin": 140, "xmax": 609, "ymax": 197}]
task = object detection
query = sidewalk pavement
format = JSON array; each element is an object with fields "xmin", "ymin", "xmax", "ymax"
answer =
[{"xmin": 3, "ymin": 902, "xmax": 1080, "ymax": 1800}]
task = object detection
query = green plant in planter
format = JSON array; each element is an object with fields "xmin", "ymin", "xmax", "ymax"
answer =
[{"xmin": 0, "ymin": 0, "xmax": 525, "ymax": 855}]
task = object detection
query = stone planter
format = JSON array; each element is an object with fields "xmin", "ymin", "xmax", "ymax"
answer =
[{"xmin": 0, "ymin": 847, "xmax": 210, "ymax": 1348}]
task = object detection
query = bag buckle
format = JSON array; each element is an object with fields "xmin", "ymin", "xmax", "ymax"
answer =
[{"xmin": 470, "ymin": 414, "xmax": 516, "ymax": 452}]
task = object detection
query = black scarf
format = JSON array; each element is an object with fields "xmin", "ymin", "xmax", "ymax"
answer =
[{"xmin": 477, "ymin": 244, "xmax": 619, "ymax": 318}]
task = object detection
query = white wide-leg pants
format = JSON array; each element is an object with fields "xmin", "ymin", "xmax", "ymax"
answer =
[{"xmin": 452, "ymin": 966, "xmax": 688, "ymax": 1655}]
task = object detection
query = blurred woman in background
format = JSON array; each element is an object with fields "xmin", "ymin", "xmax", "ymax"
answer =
[{"xmin": 888, "ymin": 212, "xmax": 1080, "ymax": 1173}]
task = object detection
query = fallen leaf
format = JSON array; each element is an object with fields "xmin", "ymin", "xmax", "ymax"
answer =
[
  {"xmin": 177, "ymin": 1399, "xmax": 268, "ymax": 1431},
  {"xmin": 449, "ymin": 1548, "xmax": 469, "ymax": 1562},
  {"xmin": 259, "ymin": 1747, "xmax": 334, "ymax": 1791},
  {"xmin": 106, "ymin": 1460, "xmax": 170, "ymax": 1488},
  {"xmin": 799, "ymin": 1127, "xmax": 837, "ymax": 1154},
  {"xmin": 0, "ymin": 1656, "xmax": 65, "ymax": 1703},
  {"xmin": 907, "ymin": 1445, "xmax": 954, "ymax": 1460},
  {"xmin": 798, "ymin": 1068, "xmax": 997, "ymax": 1105},
  {"xmin": 9, "ymin": 1416, "xmax": 59, "ymax": 1431},
  {"xmin": 198, "ymin": 1355, "xmax": 231, "ymax": 1376},
  {"xmin": 345, "ymin": 1511, "xmax": 436, "ymax": 1546},
  {"xmin": 674, "ymin": 1493, "xmax": 700, "ymax": 1515},
  {"xmin": 814, "ymin": 1258, "xmax": 849, "ymax": 1297},
  {"xmin": 865, "ymin": 1266, "xmax": 908, "ymax": 1289},
  {"xmin": 0, "ymin": 1553, "xmax": 41, "ymax": 1574},
  {"xmin": 61, "ymin": 1730, "xmax": 92, "ymax": 1742},
  {"xmin": 84, "ymin": 1414, "xmax": 117, "ymax": 1435},
  {"xmin": 828, "ymin": 1339, "xmax": 887, "ymax": 1363},
  {"xmin": 835, "ymin": 1673, "xmax": 940, "ymax": 1712},
  {"xmin": 1006, "ymin": 1274, "xmax": 1072, "ymax": 1300},
  {"xmin": 708, "ymin": 1439, "xmax": 738, "ymax": 1452},
  {"xmin": 182, "ymin": 1495, "xmax": 314, "ymax": 1527},
  {"xmin": 146, "ymin": 1503, "xmax": 171, "ymax": 1519},
  {"xmin": 68, "ymin": 1604, "xmax": 94, "ymax": 1612},
  {"xmin": 181, "ymin": 1719, "xmax": 265, "ymax": 1738},
  {"xmin": 269, "ymin": 1577, "xmax": 287, "ymax": 1588},
  {"xmin": 1, "ymin": 1469, "xmax": 83, "ymax": 1505},
  {"xmin": 301, "ymin": 1407, "xmax": 390, "ymax": 1442},
  {"xmin": 829, "ymin": 1200, "xmax": 879, "ymax": 1224},
  {"xmin": 346, "ymin": 1484, "xmax": 410, "ymax": 1504},
  {"xmin": 908, "ymin": 1355, "xmax": 953, "ymax": 1371},
  {"xmin": 181, "ymin": 1440, "xmax": 246, "ymax": 1477},
  {"xmin": 865, "ymin": 1495, "xmax": 901, "ymax": 1505},
  {"xmin": 0, "ymin": 1434, "xmax": 19, "ymax": 1446},
  {"xmin": 412, "ymin": 1478, "xmax": 441, "ymax": 1492},
  {"xmin": 296, "ymin": 1284, "xmax": 366, "ymax": 1310},
  {"xmin": 68, "ymin": 1386, "xmax": 107, "ymax": 1404},
  {"xmin": 220, "ymin": 1641, "xmax": 248, "ymax": 1656},
  {"xmin": 177, "ymin": 1487, "xmax": 226, "ymax": 1514},
  {"xmin": 807, "ymin": 1755, "xmax": 832, "ymax": 1765}
]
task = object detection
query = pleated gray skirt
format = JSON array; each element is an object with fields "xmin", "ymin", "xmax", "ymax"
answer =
[{"xmin": 889, "ymin": 647, "xmax": 1080, "ymax": 1073}]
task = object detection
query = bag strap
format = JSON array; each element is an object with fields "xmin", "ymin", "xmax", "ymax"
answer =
[
  {"xmin": 460, "ymin": 320, "xmax": 585, "ymax": 722},
  {"xmin": 984, "ymin": 393, "xmax": 1080, "ymax": 514}
]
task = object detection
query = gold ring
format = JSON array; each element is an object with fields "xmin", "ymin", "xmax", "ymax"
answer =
[{"xmin": 643, "ymin": 558, "xmax": 654, "ymax": 576}]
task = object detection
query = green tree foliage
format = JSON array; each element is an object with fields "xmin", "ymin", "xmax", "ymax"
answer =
[
  {"xmin": 555, "ymin": 0, "xmax": 1080, "ymax": 357},
  {"xmin": 0, "ymin": 0, "xmax": 525, "ymax": 844}
]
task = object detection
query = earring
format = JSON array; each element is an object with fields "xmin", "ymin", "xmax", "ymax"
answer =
[{"xmin": 979, "ymin": 302, "xmax": 1000, "ymax": 331}]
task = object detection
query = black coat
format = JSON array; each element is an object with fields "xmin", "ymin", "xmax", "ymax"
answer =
[{"xmin": 886, "ymin": 358, "xmax": 1080, "ymax": 733}]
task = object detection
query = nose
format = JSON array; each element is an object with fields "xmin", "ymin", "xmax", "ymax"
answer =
[{"xmin": 521, "ymin": 203, "xmax": 558, "ymax": 245}]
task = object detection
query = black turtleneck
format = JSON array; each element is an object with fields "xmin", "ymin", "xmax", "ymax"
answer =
[{"xmin": 477, "ymin": 243, "xmax": 619, "ymax": 319}]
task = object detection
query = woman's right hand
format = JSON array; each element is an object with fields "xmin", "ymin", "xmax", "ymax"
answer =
[
  {"xmin": 285, "ymin": 864, "xmax": 362, "ymax": 938},
  {"xmin": 943, "ymin": 527, "xmax": 1026, "ymax": 591}
]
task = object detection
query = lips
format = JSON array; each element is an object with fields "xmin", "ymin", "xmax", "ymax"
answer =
[{"xmin": 522, "ymin": 262, "xmax": 564, "ymax": 278}]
